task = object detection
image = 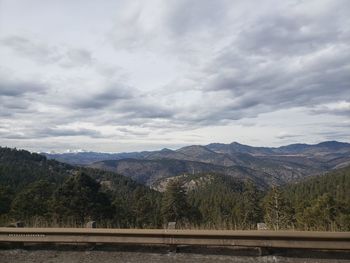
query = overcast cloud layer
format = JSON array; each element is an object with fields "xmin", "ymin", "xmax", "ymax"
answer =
[{"xmin": 0, "ymin": 0, "xmax": 349, "ymax": 152}]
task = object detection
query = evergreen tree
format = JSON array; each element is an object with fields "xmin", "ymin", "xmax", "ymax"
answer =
[
  {"xmin": 132, "ymin": 186, "xmax": 161, "ymax": 228},
  {"xmin": 242, "ymin": 181, "xmax": 262, "ymax": 228},
  {"xmin": 52, "ymin": 172, "xmax": 113, "ymax": 224},
  {"xmin": 263, "ymin": 186, "xmax": 294, "ymax": 230},
  {"xmin": 0, "ymin": 186, "xmax": 13, "ymax": 215},
  {"xmin": 299, "ymin": 193, "xmax": 337, "ymax": 231},
  {"xmin": 112, "ymin": 196, "xmax": 133, "ymax": 227},
  {"xmin": 10, "ymin": 180, "xmax": 53, "ymax": 220},
  {"xmin": 161, "ymin": 179, "xmax": 190, "ymax": 224}
]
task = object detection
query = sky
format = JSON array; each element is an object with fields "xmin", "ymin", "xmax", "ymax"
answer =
[{"xmin": 0, "ymin": 0, "xmax": 349, "ymax": 153}]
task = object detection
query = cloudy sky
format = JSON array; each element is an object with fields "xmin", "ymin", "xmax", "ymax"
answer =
[{"xmin": 0, "ymin": 0, "xmax": 349, "ymax": 152}]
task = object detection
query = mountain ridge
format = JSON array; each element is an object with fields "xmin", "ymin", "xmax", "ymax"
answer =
[
  {"xmin": 44, "ymin": 140, "xmax": 350, "ymax": 161},
  {"xmin": 43, "ymin": 140, "xmax": 350, "ymax": 188}
]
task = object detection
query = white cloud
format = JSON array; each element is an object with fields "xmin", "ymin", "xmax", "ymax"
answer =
[{"xmin": 0, "ymin": 0, "xmax": 349, "ymax": 152}]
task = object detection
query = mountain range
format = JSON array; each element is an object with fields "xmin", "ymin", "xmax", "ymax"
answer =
[
  {"xmin": 2, "ymin": 144, "xmax": 350, "ymax": 231},
  {"xmin": 44, "ymin": 141, "xmax": 350, "ymax": 188}
]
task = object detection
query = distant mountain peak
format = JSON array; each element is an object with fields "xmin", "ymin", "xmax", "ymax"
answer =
[
  {"xmin": 230, "ymin": 141, "xmax": 244, "ymax": 145},
  {"xmin": 315, "ymin": 141, "xmax": 350, "ymax": 149},
  {"xmin": 62, "ymin": 149, "xmax": 88, "ymax": 154},
  {"xmin": 176, "ymin": 145, "xmax": 216, "ymax": 155},
  {"xmin": 160, "ymin": 148, "xmax": 173, "ymax": 152},
  {"xmin": 316, "ymin": 140, "xmax": 348, "ymax": 146}
]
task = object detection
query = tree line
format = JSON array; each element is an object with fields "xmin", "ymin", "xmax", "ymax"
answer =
[{"xmin": 0, "ymin": 147, "xmax": 349, "ymax": 230}]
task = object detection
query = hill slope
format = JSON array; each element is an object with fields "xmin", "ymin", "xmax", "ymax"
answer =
[
  {"xmin": 0, "ymin": 147, "xmax": 161, "ymax": 227},
  {"xmin": 45, "ymin": 141, "xmax": 350, "ymax": 187},
  {"xmin": 90, "ymin": 158, "xmax": 282, "ymax": 188}
]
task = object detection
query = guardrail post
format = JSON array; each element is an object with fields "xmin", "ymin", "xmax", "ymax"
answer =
[
  {"xmin": 85, "ymin": 221, "xmax": 97, "ymax": 249},
  {"xmin": 167, "ymin": 222, "xmax": 177, "ymax": 253},
  {"xmin": 15, "ymin": 221, "xmax": 25, "ymax": 228},
  {"xmin": 167, "ymin": 222, "xmax": 176, "ymax": 230},
  {"xmin": 257, "ymin": 223, "xmax": 268, "ymax": 230},
  {"xmin": 86, "ymin": 221, "xmax": 96, "ymax": 228}
]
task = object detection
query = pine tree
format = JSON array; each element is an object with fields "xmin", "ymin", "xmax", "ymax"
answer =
[
  {"xmin": 132, "ymin": 186, "xmax": 160, "ymax": 228},
  {"xmin": 263, "ymin": 186, "xmax": 294, "ymax": 230},
  {"xmin": 0, "ymin": 186, "xmax": 13, "ymax": 215},
  {"xmin": 52, "ymin": 172, "xmax": 113, "ymax": 224},
  {"xmin": 10, "ymin": 180, "xmax": 53, "ymax": 220},
  {"xmin": 161, "ymin": 179, "xmax": 190, "ymax": 224},
  {"xmin": 301, "ymin": 193, "xmax": 337, "ymax": 231},
  {"xmin": 242, "ymin": 181, "xmax": 262, "ymax": 228}
]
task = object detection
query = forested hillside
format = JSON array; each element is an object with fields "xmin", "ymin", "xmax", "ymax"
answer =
[
  {"xmin": 258, "ymin": 165, "xmax": 350, "ymax": 231},
  {"xmin": 0, "ymin": 147, "xmax": 70, "ymax": 191},
  {"xmin": 1, "ymin": 147, "xmax": 349, "ymax": 231},
  {"xmin": 91, "ymin": 158, "xmax": 281, "ymax": 189},
  {"xmin": 282, "ymin": 165, "xmax": 350, "ymax": 230},
  {"xmin": 0, "ymin": 147, "xmax": 161, "ymax": 228},
  {"xmin": 186, "ymin": 174, "xmax": 263, "ymax": 229}
]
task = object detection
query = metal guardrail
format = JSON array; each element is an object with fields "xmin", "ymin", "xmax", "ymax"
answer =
[{"xmin": 0, "ymin": 228, "xmax": 350, "ymax": 250}]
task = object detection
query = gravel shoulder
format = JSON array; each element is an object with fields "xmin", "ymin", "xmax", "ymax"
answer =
[{"xmin": 1, "ymin": 245, "xmax": 350, "ymax": 263}]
